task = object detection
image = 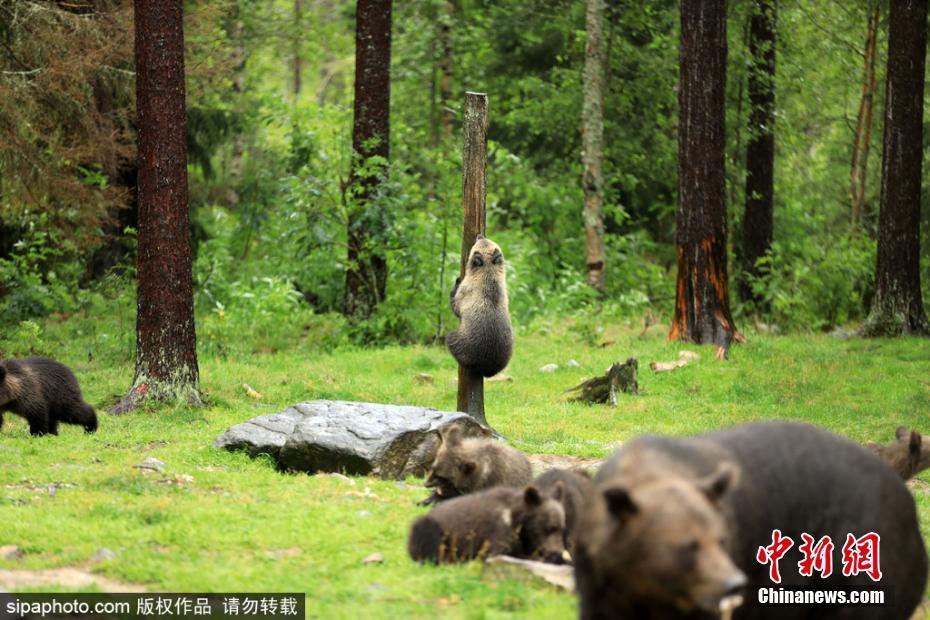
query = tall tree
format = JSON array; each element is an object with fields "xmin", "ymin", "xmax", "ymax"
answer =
[
  {"xmin": 582, "ymin": 0, "xmax": 606, "ymax": 294},
  {"xmin": 864, "ymin": 0, "xmax": 928, "ymax": 336},
  {"xmin": 670, "ymin": 0, "xmax": 741, "ymax": 356},
  {"xmin": 112, "ymin": 0, "xmax": 200, "ymax": 412},
  {"xmin": 740, "ymin": 0, "xmax": 776, "ymax": 306},
  {"xmin": 849, "ymin": 6, "xmax": 880, "ymax": 229},
  {"xmin": 438, "ymin": 0, "xmax": 454, "ymax": 144},
  {"xmin": 344, "ymin": 0, "xmax": 392, "ymax": 319},
  {"xmin": 293, "ymin": 0, "xmax": 303, "ymax": 97}
]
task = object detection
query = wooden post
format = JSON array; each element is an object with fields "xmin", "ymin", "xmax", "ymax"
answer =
[{"xmin": 456, "ymin": 92, "xmax": 488, "ymax": 426}]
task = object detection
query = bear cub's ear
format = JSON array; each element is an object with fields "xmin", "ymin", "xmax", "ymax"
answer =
[
  {"xmin": 439, "ymin": 425, "xmax": 463, "ymax": 446},
  {"xmin": 524, "ymin": 486, "xmax": 542, "ymax": 507},
  {"xmin": 603, "ymin": 486, "xmax": 637, "ymax": 518},
  {"xmin": 698, "ymin": 462, "xmax": 740, "ymax": 502}
]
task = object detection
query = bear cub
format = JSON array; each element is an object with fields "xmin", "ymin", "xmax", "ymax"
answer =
[
  {"xmin": 534, "ymin": 467, "xmax": 593, "ymax": 557},
  {"xmin": 446, "ymin": 235, "xmax": 513, "ymax": 378},
  {"xmin": 0, "ymin": 357, "xmax": 98, "ymax": 436},
  {"xmin": 422, "ymin": 425, "xmax": 532, "ymax": 504},
  {"xmin": 408, "ymin": 484, "xmax": 568, "ymax": 564}
]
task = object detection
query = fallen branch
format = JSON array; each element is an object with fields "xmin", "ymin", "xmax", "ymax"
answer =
[{"xmin": 649, "ymin": 350, "xmax": 699, "ymax": 373}]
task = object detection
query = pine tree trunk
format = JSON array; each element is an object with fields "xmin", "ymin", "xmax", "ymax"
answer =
[
  {"xmin": 850, "ymin": 7, "xmax": 880, "ymax": 229},
  {"xmin": 864, "ymin": 0, "xmax": 928, "ymax": 336},
  {"xmin": 113, "ymin": 0, "xmax": 200, "ymax": 412},
  {"xmin": 582, "ymin": 0, "xmax": 606, "ymax": 293},
  {"xmin": 227, "ymin": 0, "xmax": 246, "ymax": 208},
  {"xmin": 670, "ymin": 0, "xmax": 741, "ymax": 357},
  {"xmin": 740, "ymin": 0, "xmax": 777, "ymax": 306},
  {"xmin": 344, "ymin": 0, "xmax": 392, "ymax": 319}
]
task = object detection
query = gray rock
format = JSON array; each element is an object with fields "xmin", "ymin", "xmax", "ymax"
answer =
[
  {"xmin": 539, "ymin": 363, "xmax": 559, "ymax": 373},
  {"xmin": 215, "ymin": 400, "xmax": 490, "ymax": 479},
  {"xmin": 134, "ymin": 457, "xmax": 165, "ymax": 472},
  {"xmin": 92, "ymin": 548, "xmax": 117, "ymax": 562}
]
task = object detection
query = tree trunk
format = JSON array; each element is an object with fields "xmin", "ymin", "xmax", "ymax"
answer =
[
  {"xmin": 344, "ymin": 0, "xmax": 392, "ymax": 319},
  {"xmin": 293, "ymin": 0, "xmax": 303, "ymax": 97},
  {"xmin": 863, "ymin": 0, "xmax": 928, "ymax": 336},
  {"xmin": 456, "ymin": 92, "xmax": 489, "ymax": 428},
  {"xmin": 740, "ymin": 0, "xmax": 777, "ymax": 306},
  {"xmin": 670, "ymin": 0, "xmax": 741, "ymax": 357},
  {"xmin": 112, "ymin": 0, "xmax": 200, "ymax": 412},
  {"xmin": 438, "ymin": 0, "xmax": 454, "ymax": 144},
  {"xmin": 227, "ymin": 0, "xmax": 247, "ymax": 208},
  {"xmin": 850, "ymin": 6, "xmax": 880, "ymax": 229},
  {"xmin": 582, "ymin": 0, "xmax": 606, "ymax": 294}
]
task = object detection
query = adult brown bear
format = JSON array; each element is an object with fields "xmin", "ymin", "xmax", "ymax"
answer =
[{"xmin": 575, "ymin": 421, "xmax": 928, "ymax": 619}]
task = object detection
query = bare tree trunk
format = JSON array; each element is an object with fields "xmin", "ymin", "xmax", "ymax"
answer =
[
  {"xmin": 438, "ymin": 0, "xmax": 454, "ymax": 144},
  {"xmin": 227, "ymin": 0, "xmax": 246, "ymax": 208},
  {"xmin": 112, "ymin": 0, "xmax": 200, "ymax": 413},
  {"xmin": 456, "ymin": 92, "xmax": 488, "ymax": 427},
  {"xmin": 582, "ymin": 0, "xmax": 606, "ymax": 294},
  {"xmin": 293, "ymin": 0, "xmax": 303, "ymax": 97},
  {"xmin": 740, "ymin": 0, "xmax": 777, "ymax": 306},
  {"xmin": 850, "ymin": 6, "xmax": 880, "ymax": 229},
  {"xmin": 344, "ymin": 0, "xmax": 391, "ymax": 319},
  {"xmin": 669, "ymin": 0, "xmax": 742, "ymax": 357},
  {"xmin": 864, "ymin": 0, "xmax": 928, "ymax": 336}
]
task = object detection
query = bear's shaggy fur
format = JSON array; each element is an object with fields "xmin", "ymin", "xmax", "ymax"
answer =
[
  {"xmin": 575, "ymin": 421, "xmax": 928, "ymax": 620},
  {"xmin": 446, "ymin": 235, "xmax": 513, "ymax": 378},
  {"xmin": 408, "ymin": 484, "xmax": 568, "ymax": 564},
  {"xmin": 534, "ymin": 468, "xmax": 594, "ymax": 557},
  {"xmin": 423, "ymin": 425, "xmax": 532, "ymax": 501},
  {"xmin": 0, "ymin": 357, "xmax": 97, "ymax": 436}
]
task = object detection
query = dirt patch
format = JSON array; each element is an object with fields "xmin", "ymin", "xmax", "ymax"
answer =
[
  {"xmin": 527, "ymin": 454, "xmax": 603, "ymax": 477},
  {"xmin": 0, "ymin": 568, "xmax": 146, "ymax": 592}
]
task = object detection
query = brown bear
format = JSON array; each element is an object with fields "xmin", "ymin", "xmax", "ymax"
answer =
[
  {"xmin": 0, "ymin": 357, "xmax": 98, "ymax": 436},
  {"xmin": 534, "ymin": 467, "xmax": 594, "ymax": 557},
  {"xmin": 575, "ymin": 421, "xmax": 928, "ymax": 620},
  {"xmin": 865, "ymin": 426, "xmax": 930, "ymax": 480},
  {"xmin": 421, "ymin": 424, "xmax": 532, "ymax": 504},
  {"xmin": 408, "ymin": 483, "xmax": 568, "ymax": 564},
  {"xmin": 446, "ymin": 235, "xmax": 513, "ymax": 378}
]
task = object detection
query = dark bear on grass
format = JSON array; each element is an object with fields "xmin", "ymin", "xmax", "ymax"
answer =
[
  {"xmin": 865, "ymin": 426, "xmax": 930, "ymax": 480},
  {"xmin": 575, "ymin": 421, "xmax": 928, "ymax": 620},
  {"xmin": 534, "ymin": 468, "xmax": 593, "ymax": 557},
  {"xmin": 0, "ymin": 357, "xmax": 98, "ymax": 436},
  {"xmin": 408, "ymin": 484, "xmax": 568, "ymax": 564}
]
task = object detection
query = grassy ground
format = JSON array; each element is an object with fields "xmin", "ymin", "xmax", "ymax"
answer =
[{"xmin": 1, "ymin": 316, "xmax": 929, "ymax": 618}]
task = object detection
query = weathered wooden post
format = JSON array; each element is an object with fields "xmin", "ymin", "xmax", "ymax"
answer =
[{"xmin": 456, "ymin": 92, "xmax": 489, "ymax": 426}]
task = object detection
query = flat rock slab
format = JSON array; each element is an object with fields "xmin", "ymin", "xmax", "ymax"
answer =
[{"xmin": 215, "ymin": 400, "xmax": 489, "ymax": 479}]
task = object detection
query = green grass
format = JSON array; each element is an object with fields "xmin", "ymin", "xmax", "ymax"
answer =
[{"xmin": 1, "ymin": 316, "xmax": 929, "ymax": 618}]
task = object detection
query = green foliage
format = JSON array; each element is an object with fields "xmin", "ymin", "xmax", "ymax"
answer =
[
  {"xmin": 0, "ymin": 224, "xmax": 79, "ymax": 322},
  {"xmin": 744, "ymin": 233, "xmax": 875, "ymax": 332}
]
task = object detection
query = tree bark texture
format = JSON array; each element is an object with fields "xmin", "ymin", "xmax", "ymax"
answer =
[
  {"xmin": 865, "ymin": 0, "xmax": 928, "ymax": 336},
  {"xmin": 127, "ymin": 0, "xmax": 200, "ymax": 406},
  {"xmin": 670, "ymin": 0, "xmax": 741, "ymax": 356},
  {"xmin": 456, "ymin": 92, "xmax": 488, "ymax": 427},
  {"xmin": 344, "ymin": 0, "xmax": 392, "ymax": 319},
  {"xmin": 582, "ymin": 0, "xmax": 606, "ymax": 293},
  {"xmin": 740, "ymin": 0, "xmax": 776, "ymax": 306},
  {"xmin": 850, "ymin": 7, "xmax": 880, "ymax": 229}
]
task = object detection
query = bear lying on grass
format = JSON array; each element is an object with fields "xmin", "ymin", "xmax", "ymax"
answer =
[
  {"xmin": 575, "ymin": 421, "xmax": 928, "ymax": 620},
  {"xmin": 408, "ymin": 484, "xmax": 568, "ymax": 564},
  {"xmin": 420, "ymin": 425, "xmax": 532, "ymax": 505},
  {"xmin": 0, "ymin": 357, "xmax": 97, "ymax": 436}
]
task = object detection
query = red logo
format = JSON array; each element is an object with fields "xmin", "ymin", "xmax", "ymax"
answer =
[
  {"xmin": 798, "ymin": 533, "xmax": 835, "ymax": 578},
  {"xmin": 841, "ymin": 533, "xmax": 882, "ymax": 582},
  {"xmin": 757, "ymin": 529, "xmax": 794, "ymax": 584}
]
